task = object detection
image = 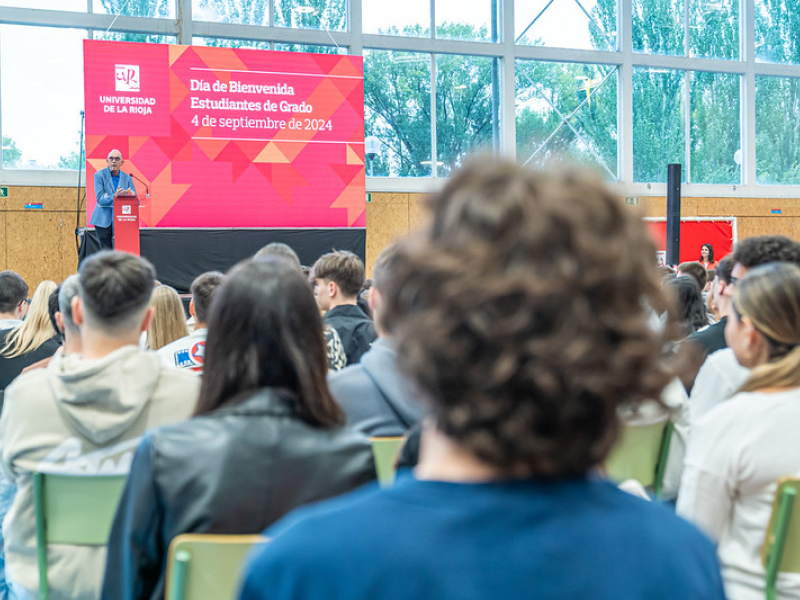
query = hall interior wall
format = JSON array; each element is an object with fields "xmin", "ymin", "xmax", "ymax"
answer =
[{"xmin": 2, "ymin": 186, "xmax": 799, "ymax": 285}]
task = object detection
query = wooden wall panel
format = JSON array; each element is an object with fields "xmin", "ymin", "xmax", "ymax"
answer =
[
  {"xmin": 365, "ymin": 193, "xmax": 409, "ymax": 277},
  {"xmin": 4, "ymin": 187, "xmax": 82, "ymax": 212},
  {"xmin": 737, "ymin": 217, "xmax": 796, "ymax": 240},
  {"xmin": 639, "ymin": 196, "xmax": 800, "ymax": 241},
  {"xmin": 696, "ymin": 197, "xmax": 737, "ymax": 216},
  {"xmin": 5, "ymin": 211, "xmax": 75, "ymax": 286},
  {"xmin": 7, "ymin": 185, "xmax": 800, "ymax": 286},
  {"xmin": 641, "ymin": 197, "xmax": 666, "ymax": 217},
  {"xmin": 0, "ymin": 212, "xmax": 6, "ymax": 269},
  {"xmin": 408, "ymin": 193, "xmax": 430, "ymax": 232}
]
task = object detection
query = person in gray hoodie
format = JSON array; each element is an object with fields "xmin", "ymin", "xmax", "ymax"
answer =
[
  {"xmin": 0, "ymin": 251, "xmax": 200, "ymax": 600},
  {"xmin": 328, "ymin": 245, "xmax": 424, "ymax": 437}
]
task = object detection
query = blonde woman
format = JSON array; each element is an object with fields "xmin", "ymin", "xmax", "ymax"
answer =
[
  {"xmin": 678, "ymin": 262, "xmax": 800, "ymax": 600},
  {"xmin": 146, "ymin": 285, "xmax": 189, "ymax": 351},
  {"xmin": 0, "ymin": 280, "xmax": 60, "ymax": 397}
]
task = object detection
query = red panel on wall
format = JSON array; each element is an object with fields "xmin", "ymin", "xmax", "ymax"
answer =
[{"xmin": 646, "ymin": 219, "xmax": 735, "ymax": 266}]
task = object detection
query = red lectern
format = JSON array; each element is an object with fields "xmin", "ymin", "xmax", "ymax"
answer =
[{"xmin": 113, "ymin": 196, "xmax": 140, "ymax": 255}]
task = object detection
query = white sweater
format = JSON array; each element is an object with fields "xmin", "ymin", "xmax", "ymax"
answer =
[{"xmin": 677, "ymin": 387, "xmax": 800, "ymax": 600}]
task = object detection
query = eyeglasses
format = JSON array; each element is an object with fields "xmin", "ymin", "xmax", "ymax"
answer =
[
  {"xmin": 18, "ymin": 298, "xmax": 30, "ymax": 306},
  {"xmin": 108, "ymin": 157, "xmax": 123, "ymax": 162}
]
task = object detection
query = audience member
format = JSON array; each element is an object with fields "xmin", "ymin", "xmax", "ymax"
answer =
[
  {"xmin": 55, "ymin": 274, "xmax": 83, "ymax": 357},
  {"xmin": 328, "ymin": 245, "xmax": 423, "ymax": 436},
  {"xmin": 700, "ymin": 243, "xmax": 716, "ymax": 269},
  {"xmin": 687, "ymin": 257, "xmax": 734, "ymax": 357},
  {"xmin": 663, "ymin": 276, "xmax": 708, "ymax": 338},
  {"xmin": 46, "ymin": 285, "xmax": 63, "ymax": 346},
  {"xmin": 671, "ymin": 257, "xmax": 734, "ymax": 395},
  {"xmin": 0, "ymin": 272, "xmax": 28, "ymax": 331},
  {"xmin": 312, "ymin": 250, "xmax": 376, "ymax": 365},
  {"xmin": 19, "ymin": 275, "xmax": 85, "ymax": 377},
  {"xmin": 103, "ymin": 258, "xmax": 375, "ymax": 600},
  {"xmin": 677, "ymin": 261, "xmax": 708, "ymax": 292},
  {"xmin": 254, "ymin": 244, "xmax": 347, "ymax": 371},
  {"xmin": 0, "ymin": 280, "xmax": 60, "ymax": 399},
  {"xmin": 678, "ymin": 262, "xmax": 800, "ymax": 599},
  {"xmin": 146, "ymin": 285, "xmax": 189, "ymax": 351},
  {"xmin": 254, "ymin": 242, "xmax": 301, "ymax": 266},
  {"xmin": 157, "ymin": 272, "xmax": 224, "ymax": 373},
  {"xmin": 704, "ymin": 269, "xmax": 716, "ymax": 294},
  {"xmin": 690, "ymin": 235, "xmax": 800, "ymax": 423},
  {"xmin": 357, "ymin": 278, "xmax": 373, "ymax": 319},
  {"xmin": 0, "ymin": 251, "xmax": 200, "ymax": 600},
  {"xmin": 239, "ymin": 159, "xmax": 725, "ymax": 600}
]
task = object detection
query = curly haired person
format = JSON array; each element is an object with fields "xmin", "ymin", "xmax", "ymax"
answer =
[{"xmin": 239, "ymin": 159, "xmax": 726, "ymax": 600}]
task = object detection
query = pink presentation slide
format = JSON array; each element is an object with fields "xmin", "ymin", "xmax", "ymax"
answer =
[{"xmin": 84, "ymin": 40, "xmax": 366, "ymax": 228}]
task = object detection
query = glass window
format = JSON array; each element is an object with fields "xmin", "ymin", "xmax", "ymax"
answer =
[
  {"xmin": 633, "ymin": 0, "xmax": 685, "ymax": 56},
  {"xmin": 516, "ymin": 61, "xmax": 617, "ymax": 178},
  {"xmin": 193, "ymin": 38, "xmax": 343, "ymax": 54},
  {"xmin": 756, "ymin": 76, "xmax": 800, "ymax": 184},
  {"xmin": 1, "ymin": 25, "xmax": 86, "ymax": 170},
  {"xmin": 515, "ymin": 0, "xmax": 617, "ymax": 51},
  {"xmin": 0, "ymin": 0, "xmax": 85, "ymax": 9},
  {"xmin": 689, "ymin": 0, "xmax": 738, "ymax": 60},
  {"xmin": 363, "ymin": 0, "xmax": 430, "ymax": 36},
  {"xmin": 364, "ymin": 50, "xmax": 432, "ymax": 177},
  {"xmin": 632, "ymin": 67, "xmax": 685, "ymax": 182},
  {"xmin": 192, "ymin": 0, "xmax": 270, "ymax": 26},
  {"xmin": 93, "ymin": 0, "xmax": 175, "ymax": 18},
  {"xmin": 94, "ymin": 31, "xmax": 177, "ymax": 44},
  {"xmin": 193, "ymin": 37, "xmax": 272, "ymax": 50},
  {"xmin": 274, "ymin": 43, "xmax": 345, "ymax": 54},
  {"xmin": 435, "ymin": 0, "xmax": 494, "ymax": 42},
  {"xmin": 436, "ymin": 54, "xmax": 496, "ymax": 176},
  {"xmin": 755, "ymin": 0, "xmax": 800, "ymax": 64},
  {"xmin": 274, "ymin": 0, "xmax": 346, "ymax": 31},
  {"xmin": 690, "ymin": 72, "xmax": 740, "ymax": 184}
]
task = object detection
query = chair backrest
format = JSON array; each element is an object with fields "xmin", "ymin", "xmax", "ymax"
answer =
[
  {"xmin": 165, "ymin": 534, "xmax": 269, "ymax": 600},
  {"xmin": 33, "ymin": 471, "xmax": 127, "ymax": 600},
  {"xmin": 605, "ymin": 418, "xmax": 674, "ymax": 496},
  {"xmin": 763, "ymin": 478, "xmax": 800, "ymax": 600},
  {"xmin": 370, "ymin": 437, "xmax": 405, "ymax": 487}
]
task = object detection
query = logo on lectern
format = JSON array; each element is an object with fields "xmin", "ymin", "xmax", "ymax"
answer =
[
  {"xmin": 122, "ymin": 205, "xmax": 132, "ymax": 215},
  {"xmin": 115, "ymin": 65, "xmax": 140, "ymax": 92}
]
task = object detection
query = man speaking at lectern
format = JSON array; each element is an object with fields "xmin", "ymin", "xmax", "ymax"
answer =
[{"xmin": 92, "ymin": 149, "xmax": 137, "ymax": 250}]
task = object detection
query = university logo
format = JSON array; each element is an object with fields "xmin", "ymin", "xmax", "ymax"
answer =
[{"xmin": 115, "ymin": 64, "xmax": 140, "ymax": 92}]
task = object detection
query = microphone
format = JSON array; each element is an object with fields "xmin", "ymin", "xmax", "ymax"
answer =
[{"xmin": 129, "ymin": 173, "xmax": 150, "ymax": 199}]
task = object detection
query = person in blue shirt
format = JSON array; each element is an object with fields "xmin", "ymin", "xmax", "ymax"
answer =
[
  {"xmin": 92, "ymin": 149, "xmax": 136, "ymax": 250},
  {"xmin": 238, "ymin": 158, "xmax": 727, "ymax": 600}
]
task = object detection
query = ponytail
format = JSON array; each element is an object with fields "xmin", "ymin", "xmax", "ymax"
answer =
[{"xmin": 740, "ymin": 344, "xmax": 800, "ymax": 393}]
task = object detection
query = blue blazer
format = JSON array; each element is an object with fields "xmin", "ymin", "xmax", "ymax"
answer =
[{"xmin": 91, "ymin": 168, "xmax": 137, "ymax": 228}]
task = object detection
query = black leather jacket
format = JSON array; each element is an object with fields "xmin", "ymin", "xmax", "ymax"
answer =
[{"xmin": 101, "ymin": 388, "xmax": 376, "ymax": 600}]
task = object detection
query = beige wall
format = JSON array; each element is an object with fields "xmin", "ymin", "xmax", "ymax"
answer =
[
  {"xmin": 0, "ymin": 187, "xmax": 86, "ymax": 289},
  {"xmin": 3, "ymin": 186, "xmax": 800, "ymax": 284},
  {"xmin": 640, "ymin": 196, "xmax": 800, "ymax": 240}
]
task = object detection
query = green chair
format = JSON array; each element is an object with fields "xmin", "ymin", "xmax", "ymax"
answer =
[
  {"xmin": 605, "ymin": 418, "xmax": 674, "ymax": 497},
  {"xmin": 165, "ymin": 534, "xmax": 269, "ymax": 600},
  {"xmin": 763, "ymin": 478, "xmax": 800, "ymax": 600},
  {"xmin": 370, "ymin": 437, "xmax": 406, "ymax": 487},
  {"xmin": 33, "ymin": 471, "xmax": 127, "ymax": 600}
]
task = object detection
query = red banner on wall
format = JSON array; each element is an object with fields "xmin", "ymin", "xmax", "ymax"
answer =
[
  {"xmin": 84, "ymin": 40, "xmax": 366, "ymax": 228},
  {"xmin": 646, "ymin": 219, "xmax": 735, "ymax": 265}
]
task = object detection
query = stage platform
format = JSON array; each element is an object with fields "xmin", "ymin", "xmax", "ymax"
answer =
[{"xmin": 78, "ymin": 228, "xmax": 366, "ymax": 293}]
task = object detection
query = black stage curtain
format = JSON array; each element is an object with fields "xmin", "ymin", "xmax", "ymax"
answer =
[{"xmin": 78, "ymin": 228, "xmax": 366, "ymax": 293}]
